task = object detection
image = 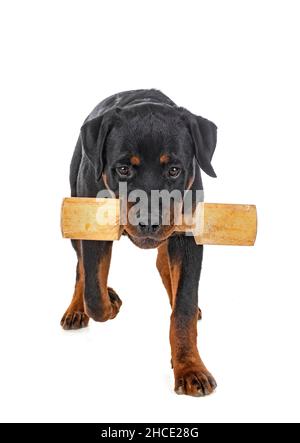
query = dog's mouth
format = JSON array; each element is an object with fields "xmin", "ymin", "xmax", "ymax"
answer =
[
  {"xmin": 126, "ymin": 234, "xmax": 166, "ymax": 249},
  {"xmin": 124, "ymin": 226, "xmax": 175, "ymax": 249}
]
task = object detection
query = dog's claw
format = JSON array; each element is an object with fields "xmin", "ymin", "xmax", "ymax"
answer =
[
  {"xmin": 60, "ymin": 310, "xmax": 89, "ymax": 330},
  {"xmin": 174, "ymin": 368, "xmax": 217, "ymax": 397}
]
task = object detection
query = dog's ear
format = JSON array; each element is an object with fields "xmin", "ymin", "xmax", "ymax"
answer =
[
  {"xmin": 80, "ymin": 114, "xmax": 111, "ymax": 181},
  {"xmin": 182, "ymin": 109, "xmax": 218, "ymax": 177}
]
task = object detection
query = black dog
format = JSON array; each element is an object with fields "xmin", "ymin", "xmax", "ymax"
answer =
[{"xmin": 61, "ymin": 89, "xmax": 218, "ymax": 397}]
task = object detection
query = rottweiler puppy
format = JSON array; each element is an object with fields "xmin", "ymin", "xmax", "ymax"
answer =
[{"xmin": 61, "ymin": 89, "xmax": 218, "ymax": 397}]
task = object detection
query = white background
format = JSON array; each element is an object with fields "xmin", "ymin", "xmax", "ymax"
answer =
[{"xmin": 0, "ymin": 0, "xmax": 299, "ymax": 424}]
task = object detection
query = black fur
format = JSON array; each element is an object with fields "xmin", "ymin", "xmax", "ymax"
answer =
[
  {"xmin": 71, "ymin": 89, "xmax": 217, "ymax": 200},
  {"xmin": 67, "ymin": 90, "xmax": 218, "ymax": 395}
]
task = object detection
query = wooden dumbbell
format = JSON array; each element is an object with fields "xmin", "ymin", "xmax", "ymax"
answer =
[{"xmin": 61, "ymin": 197, "xmax": 257, "ymax": 246}]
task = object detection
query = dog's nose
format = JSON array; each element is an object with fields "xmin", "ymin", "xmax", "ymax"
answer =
[{"xmin": 138, "ymin": 221, "xmax": 160, "ymax": 234}]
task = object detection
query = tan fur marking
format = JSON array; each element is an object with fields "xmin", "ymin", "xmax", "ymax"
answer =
[
  {"xmin": 160, "ymin": 154, "xmax": 170, "ymax": 164},
  {"xmin": 130, "ymin": 155, "xmax": 141, "ymax": 166}
]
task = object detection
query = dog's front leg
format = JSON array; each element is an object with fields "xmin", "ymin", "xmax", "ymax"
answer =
[
  {"xmin": 82, "ymin": 240, "xmax": 122, "ymax": 322},
  {"xmin": 168, "ymin": 235, "xmax": 217, "ymax": 396}
]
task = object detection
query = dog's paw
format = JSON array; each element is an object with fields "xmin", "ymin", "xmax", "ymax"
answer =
[
  {"xmin": 108, "ymin": 287, "xmax": 122, "ymax": 319},
  {"xmin": 174, "ymin": 366, "xmax": 217, "ymax": 397},
  {"xmin": 84, "ymin": 288, "xmax": 122, "ymax": 322},
  {"xmin": 60, "ymin": 309, "xmax": 89, "ymax": 330}
]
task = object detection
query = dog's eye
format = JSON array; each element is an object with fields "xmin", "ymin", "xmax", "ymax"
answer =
[
  {"xmin": 168, "ymin": 167, "xmax": 181, "ymax": 178},
  {"xmin": 116, "ymin": 166, "xmax": 131, "ymax": 177}
]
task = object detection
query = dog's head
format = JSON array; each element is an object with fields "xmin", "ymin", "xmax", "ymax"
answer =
[{"xmin": 81, "ymin": 103, "xmax": 217, "ymax": 249}]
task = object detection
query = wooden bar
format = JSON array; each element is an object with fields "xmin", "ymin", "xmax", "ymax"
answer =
[
  {"xmin": 61, "ymin": 198, "xmax": 257, "ymax": 246},
  {"xmin": 191, "ymin": 203, "xmax": 257, "ymax": 246},
  {"xmin": 61, "ymin": 197, "xmax": 122, "ymax": 241}
]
